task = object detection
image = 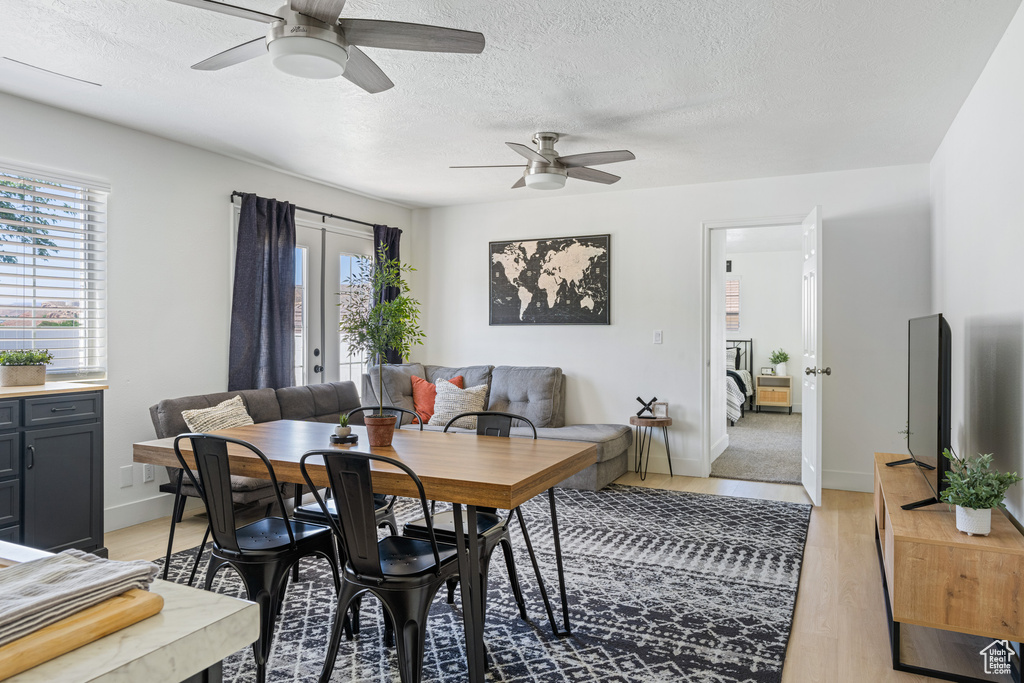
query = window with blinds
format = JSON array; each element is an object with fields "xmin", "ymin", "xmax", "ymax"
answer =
[
  {"xmin": 725, "ymin": 279, "xmax": 740, "ymax": 331},
  {"xmin": 0, "ymin": 164, "xmax": 107, "ymax": 379}
]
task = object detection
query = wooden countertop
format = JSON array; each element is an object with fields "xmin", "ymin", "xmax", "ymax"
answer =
[{"xmin": 0, "ymin": 382, "xmax": 108, "ymax": 399}]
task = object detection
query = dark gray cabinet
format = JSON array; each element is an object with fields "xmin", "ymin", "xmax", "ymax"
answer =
[{"xmin": 0, "ymin": 390, "xmax": 104, "ymax": 554}]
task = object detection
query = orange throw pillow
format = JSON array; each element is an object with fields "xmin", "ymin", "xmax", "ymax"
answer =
[{"xmin": 411, "ymin": 374, "xmax": 463, "ymax": 424}]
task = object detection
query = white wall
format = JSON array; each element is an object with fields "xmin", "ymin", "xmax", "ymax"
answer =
[
  {"xmin": 931, "ymin": 4, "xmax": 1024, "ymax": 518},
  {"xmin": 409, "ymin": 164, "xmax": 932, "ymax": 491},
  {"xmin": 0, "ymin": 92, "xmax": 412, "ymax": 531},
  {"xmin": 725, "ymin": 250, "xmax": 804, "ymax": 410},
  {"xmin": 709, "ymin": 230, "xmax": 728, "ymax": 459}
]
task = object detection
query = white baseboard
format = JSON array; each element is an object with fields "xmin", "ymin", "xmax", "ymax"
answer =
[
  {"xmin": 104, "ymin": 493, "xmax": 175, "ymax": 532},
  {"xmin": 710, "ymin": 433, "xmax": 729, "ymax": 463},
  {"xmin": 823, "ymin": 469, "xmax": 873, "ymax": 493}
]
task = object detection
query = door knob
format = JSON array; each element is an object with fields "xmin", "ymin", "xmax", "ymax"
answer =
[
  {"xmin": 313, "ymin": 365, "xmax": 323, "ymax": 374},
  {"xmin": 805, "ymin": 367, "xmax": 815, "ymax": 375},
  {"xmin": 816, "ymin": 367, "xmax": 832, "ymax": 376}
]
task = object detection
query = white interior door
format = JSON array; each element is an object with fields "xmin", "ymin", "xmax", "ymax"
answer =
[
  {"xmin": 800, "ymin": 207, "xmax": 823, "ymax": 506},
  {"xmin": 295, "ymin": 224, "xmax": 372, "ymax": 386}
]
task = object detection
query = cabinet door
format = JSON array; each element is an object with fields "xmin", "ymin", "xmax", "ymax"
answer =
[{"xmin": 23, "ymin": 423, "xmax": 103, "ymax": 553}]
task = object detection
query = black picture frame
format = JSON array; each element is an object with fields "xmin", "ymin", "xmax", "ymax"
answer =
[{"xmin": 489, "ymin": 234, "xmax": 610, "ymax": 325}]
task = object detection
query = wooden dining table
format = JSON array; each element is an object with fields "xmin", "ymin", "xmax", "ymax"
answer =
[{"xmin": 133, "ymin": 419, "xmax": 597, "ymax": 683}]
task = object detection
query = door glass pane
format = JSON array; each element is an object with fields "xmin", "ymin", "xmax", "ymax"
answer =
[
  {"xmin": 294, "ymin": 246, "xmax": 307, "ymax": 386},
  {"xmin": 338, "ymin": 253, "xmax": 369, "ymax": 388}
]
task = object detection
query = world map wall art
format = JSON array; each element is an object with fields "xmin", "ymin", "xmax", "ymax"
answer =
[{"xmin": 489, "ymin": 234, "xmax": 610, "ymax": 325}]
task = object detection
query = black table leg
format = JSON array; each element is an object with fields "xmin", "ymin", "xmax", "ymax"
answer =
[
  {"xmin": 663, "ymin": 426, "xmax": 674, "ymax": 477},
  {"xmin": 452, "ymin": 503, "xmax": 485, "ymax": 682}
]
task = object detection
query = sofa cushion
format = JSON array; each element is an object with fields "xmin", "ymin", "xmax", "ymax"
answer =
[
  {"xmin": 363, "ymin": 363, "xmax": 425, "ymax": 423},
  {"xmin": 429, "ymin": 381, "xmax": 488, "ymax": 429},
  {"xmin": 424, "ymin": 365, "xmax": 494, "ymax": 403},
  {"xmin": 533, "ymin": 424, "xmax": 631, "ymax": 464},
  {"xmin": 277, "ymin": 382, "xmax": 361, "ymax": 424},
  {"xmin": 487, "ymin": 366, "xmax": 564, "ymax": 428},
  {"xmin": 181, "ymin": 395, "xmax": 254, "ymax": 433},
  {"xmin": 411, "ymin": 374, "xmax": 463, "ymax": 424},
  {"xmin": 149, "ymin": 388, "xmax": 281, "ymax": 440}
]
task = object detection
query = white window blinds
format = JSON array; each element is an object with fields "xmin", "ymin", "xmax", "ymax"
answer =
[
  {"xmin": 725, "ymin": 279, "xmax": 740, "ymax": 332},
  {"xmin": 0, "ymin": 164, "xmax": 107, "ymax": 379}
]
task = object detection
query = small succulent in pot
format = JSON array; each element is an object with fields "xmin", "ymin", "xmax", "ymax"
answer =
[
  {"xmin": 335, "ymin": 412, "xmax": 352, "ymax": 438},
  {"xmin": 940, "ymin": 449, "xmax": 1023, "ymax": 536},
  {"xmin": 0, "ymin": 349, "xmax": 54, "ymax": 387}
]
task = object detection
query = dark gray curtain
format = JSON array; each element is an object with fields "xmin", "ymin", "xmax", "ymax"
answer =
[
  {"xmin": 373, "ymin": 224, "xmax": 404, "ymax": 365},
  {"xmin": 228, "ymin": 194, "xmax": 296, "ymax": 390}
]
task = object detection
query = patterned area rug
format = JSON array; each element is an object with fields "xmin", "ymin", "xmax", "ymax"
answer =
[
  {"xmin": 711, "ymin": 412, "xmax": 803, "ymax": 485},
  {"xmin": 158, "ymin": 485, "xmax": 811, "ymax": 682}
]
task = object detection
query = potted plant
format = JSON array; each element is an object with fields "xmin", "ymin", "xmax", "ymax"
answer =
[
  {"xmin": 940, "ymin": 449, "xmax": 1023, "ymax": 536},
  {"xmin": 338, "ymin": 245, "xmax": 424, "ymax": 447},
  {"xmin": 768, "ymin": 348, "xmax": 790, "ymax": 377},
  {"xmin": 335, "ymin": 412, "xmax": 351, "ymax": 438},
  {"xmin": 0, "ymin": 349, "xmax": 54, "ymax": 387}
]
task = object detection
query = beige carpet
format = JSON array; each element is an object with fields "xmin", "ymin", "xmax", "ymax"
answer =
[{"xmin": 711, "ymin": 411, "xmax": 802, "ymax": 484}]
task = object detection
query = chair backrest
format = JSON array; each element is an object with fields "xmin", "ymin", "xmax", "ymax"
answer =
[
  {"xmin": 346, "ymin": 405, "xmax": 423, "ymax": 430},
  {"xmin": 173, "ymin": 433, "xmax": 294, "ymax": 555},
  {"xmin": 299, "ymin": 450, "xmax": 442, "ymax": 580},
  {"xmin": 443, "ymin": 411, "xmax": 537, "ymax": 439}
]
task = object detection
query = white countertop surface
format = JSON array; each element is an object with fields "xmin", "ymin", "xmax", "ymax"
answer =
[{"xmin": 0, "ymin": 541, "xmax": 259, "ymax": 682}]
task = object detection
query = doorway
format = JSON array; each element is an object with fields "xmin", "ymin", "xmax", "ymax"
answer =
[{"xmin": 701, "ymin": 209, "xmax": 823, "ymax": 505}]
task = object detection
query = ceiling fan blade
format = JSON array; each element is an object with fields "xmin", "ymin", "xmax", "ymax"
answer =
[
  {"xmin": 505, "ymin": 142, "xmax": 547, "ymax": 164},
  {"xmin": 290, "ymin": 0, "xmax": 346, "ymax": 24},
  {"xmin": 340, "ymin": 19, "xmax": 485, "ymax": 54},
  {"xmin": 557, "ymin": 150, "xmax": 636, "ymax": 168},
  {"xmin": 192, "ymin": 37, "xmax": 267, "ymax": 70},
  {"xmin": 512, "ymin": 177, "xmax": 526, "ymax": 189},
  {"xmin": 168, "ymin": 0, "xmax": 282, "ymax": 23},
  {"xmin": 450, "ymin": 165, "xmax": 527, "ymax": 169},
  {"xmin": 342, "ymin": 46, "xmax": 394, "ymax": 93},
  {"xmin": 566, "ymin": 167, "xmax": 621, "ymax": 185}
]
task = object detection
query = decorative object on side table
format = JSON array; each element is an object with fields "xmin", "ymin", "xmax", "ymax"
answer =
[
  {"xmin": 760, "ymin": 367, "xmax": 775, "ymax": 376},
  {"xmin": 635, "ymin": 396, "xmax": 657, "ymax": 418},
  {"xmin": 489, "ymin": 234, "xmax": 610, "ymax": 325},
  {"xmin": 652, "ymin": 401, "xmax": 668, "ymax": 418},
  {"xmin": 338, "ymin": 244, "xmax": 424, "ymax": 447},
  {"xmin": 0, "ymin": 349, "xmax": 53, "ymax": 387},
  {"xmin": 940, "ymin": 448, "xmax": 1023, "ymax": 536},
  {"xmin": 768, "ymin": 348, "xmax": 789, "ymax": 378}
]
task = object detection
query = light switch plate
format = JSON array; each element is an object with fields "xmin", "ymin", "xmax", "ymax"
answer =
[
  {"xmin": 653, "ymin": 330, "xmax": 663, "ymax": 344},
  {"xmin": 120, "ymin": 465, "xmax": 133, "ymax": 488}
]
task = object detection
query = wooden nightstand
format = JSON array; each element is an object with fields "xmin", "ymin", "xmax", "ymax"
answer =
[{"xmin": 755, "ymin": 375, "xmax": 792, "ymax": 414}]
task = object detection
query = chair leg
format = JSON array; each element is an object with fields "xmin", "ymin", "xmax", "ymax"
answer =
[
  {"xmin": 236, "ymin": 562, "xmax": 292, "ymax": 683},
  {"xmin": 383, "ymin": 583, "xmax": 444, "ymax": 683},
  {"xmin": 319, "ymin": 581, "xmax": 360, "ymax": 683},
  {"xmin": 292, "ymin": 485, "xmax": 303, "ymax": 583},
  {"xmin": 186, "ymin": 524, "xmax": 211, "ymax": 587},
  {"xmin": 161, "ymin": 474, "xmax": 187, "ymax": 580},
  {"xmin": 499, "ymin": 536, "xmax": 528, "ymax": 619}
]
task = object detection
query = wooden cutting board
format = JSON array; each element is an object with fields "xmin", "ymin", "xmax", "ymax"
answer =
[{"xmin": 0, "ymin": 560, "xmax": 164, "ymax": 681}]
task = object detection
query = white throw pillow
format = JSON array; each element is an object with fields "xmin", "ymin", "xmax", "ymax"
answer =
[
  {"xmin": 428, "ymin": 380, "xmax": 488, "ymax": 430},
  {"xmin": 181, "ymin": 395, "xmax": 254, "ymax": 433}
]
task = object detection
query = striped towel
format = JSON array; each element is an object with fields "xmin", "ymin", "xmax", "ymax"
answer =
[{"xmin": 0, "ymin": 549, "xmax": 158, "ymax": 647}]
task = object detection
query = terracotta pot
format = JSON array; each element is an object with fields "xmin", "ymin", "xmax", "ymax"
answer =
[
  {"xmin": 0, "ymin": 365, "xmax": 46, "ymax": 387},
  {"xmin": 364, "ymin": 415, "xmax": 397, "ymax": 447}
]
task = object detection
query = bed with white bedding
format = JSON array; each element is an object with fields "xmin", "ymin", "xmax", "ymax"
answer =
[{"xmin": 726, "ymin": 340, "xmax": 755, "ymax": 425}]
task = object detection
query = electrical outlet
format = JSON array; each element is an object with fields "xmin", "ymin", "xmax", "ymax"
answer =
[
  {"xmin": 120, "ymin": 465, "xmax": 133, "ymax": 488},
  {"xmin": 653, "ymin": 330, "xmax": 663, "ymax": 344},
  {"xmin": 143, "ymin": 464, "xmax": 155, "ymax": 483}
]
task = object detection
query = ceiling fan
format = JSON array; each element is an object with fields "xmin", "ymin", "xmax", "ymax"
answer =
[
  {"xmin": 168, "ymin": 0, "xmax": 485, "ymax": 92},
  {"xmin": 451, "ymin": 132, "xmax": 636, "ymax": 190}
]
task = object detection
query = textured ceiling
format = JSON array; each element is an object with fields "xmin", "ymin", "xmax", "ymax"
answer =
[{"xmin": 0, "ymin": 0, "xmax": 1019, "ymax": 208}]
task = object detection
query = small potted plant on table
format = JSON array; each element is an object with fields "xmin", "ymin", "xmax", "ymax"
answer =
[
  {"xmin": 338, "ymin": 245, "xmax": 423, "ymax": 447},
  {"xmin": 335, "ymin": 412, "xmax": 351, "ymax": 439},
  {"xmin": 768, "ymin": 348, "xmax": 789, "ymax": 377},
  {"xmin": 940, "ymin": 449, "xmax": 1023, "ymax": 536},
  {"xmin": 0, "ymin": 349, "xmax": 54, "ymax": 387}
]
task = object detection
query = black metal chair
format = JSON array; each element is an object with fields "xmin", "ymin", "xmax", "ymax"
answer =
[
  {"xmin": 173, "ymin": 434, "xmax": 342, "ymax": 683},
  {"xmin": 299, "ymin": 449, "xmax": 460, "ymax": 683},
  {"xmin": 403, "ymin": 411, "xmax": 543, "ymax": 625}
]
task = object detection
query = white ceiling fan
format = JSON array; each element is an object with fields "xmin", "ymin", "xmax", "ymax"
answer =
[
  {"xmin": 168, "ymin": 0, "xmax": 485, "ymax": 92},
  {"xmin": 451, "ymin": 132, "xmax": 636, "ymax": 190}
]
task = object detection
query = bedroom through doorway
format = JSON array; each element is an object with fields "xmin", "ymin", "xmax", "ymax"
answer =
[{"xmin": 710, "ymin": 224, "xmax": 805, "ymax": 485}]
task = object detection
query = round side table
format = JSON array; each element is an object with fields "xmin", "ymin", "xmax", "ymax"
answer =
[{"xmin": 629, "ymin": 415, "xmax": 673, "ymax": 481}]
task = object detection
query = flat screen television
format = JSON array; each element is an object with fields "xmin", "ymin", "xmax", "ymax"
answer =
[{"xmin": 896, "ymin": 313, "xmax": 952, "ymax": 509}]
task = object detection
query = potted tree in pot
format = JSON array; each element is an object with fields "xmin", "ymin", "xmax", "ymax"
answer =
[
  {"xmin": 338, "ymin": 245, "xmax": 423, "ymax": 447},
  {"xmin": 0, "ymin": 349, "xmax": 54, "ymax": 387},
  {"xmin": 768, "ymin": 348, "xmax": 789, "ymax": 377},
  {"xmin": 940, "ymin": 449, "xmax": 1023, "ymax": 536}
]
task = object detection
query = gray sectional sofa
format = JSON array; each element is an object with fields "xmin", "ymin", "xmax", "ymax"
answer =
[{"xmin": 361, "ymin": 363, "xmax": 631, "ymax": 491}]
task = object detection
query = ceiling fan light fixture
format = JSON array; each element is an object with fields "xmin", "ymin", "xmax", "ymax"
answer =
[
  {"xmin": 525, "ymin": 171, "xmax": 567, "ymax": 190},
  {"xmin": 268, "ymin": 36, "xmax": 348, "ymax": 79}
]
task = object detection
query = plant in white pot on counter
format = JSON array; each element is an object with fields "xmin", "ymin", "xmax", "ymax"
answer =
[
  {"xmin": 940, "ymin": 449, "xmax": 1023, "ymax": 536},
  {"xmin": 338, "ymin": 245, "xmax": 423, "ymax": 447},
  {"xmin": 768, "ymin": 348, "xmax": 789, "ymax": 377},
  {"xmin": 0, "ymin": 349, "xmax": 53, "ymax": 387},
  {"xmin": 335, "ymin": 412, "xmax": 351, "ymax": 438}
]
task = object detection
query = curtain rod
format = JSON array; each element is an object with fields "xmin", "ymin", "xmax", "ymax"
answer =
[{"xmin": 230, "ymin": 191, "xmax": 376, "ymax": 228}]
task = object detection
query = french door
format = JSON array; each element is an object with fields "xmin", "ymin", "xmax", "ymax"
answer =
[{"xmin": 294, "ymin": 223, "xmax": 372, "ymax": 387}]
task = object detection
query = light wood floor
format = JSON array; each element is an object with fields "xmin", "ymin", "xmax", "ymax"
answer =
[{"xmin": 105, "ymin": 474, "xmax": 944, "ymax": 683}]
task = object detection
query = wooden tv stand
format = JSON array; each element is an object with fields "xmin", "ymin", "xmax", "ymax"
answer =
[{"xmin": 874, "ymin": 452, "xmax": 1024, "ymax": 682}]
